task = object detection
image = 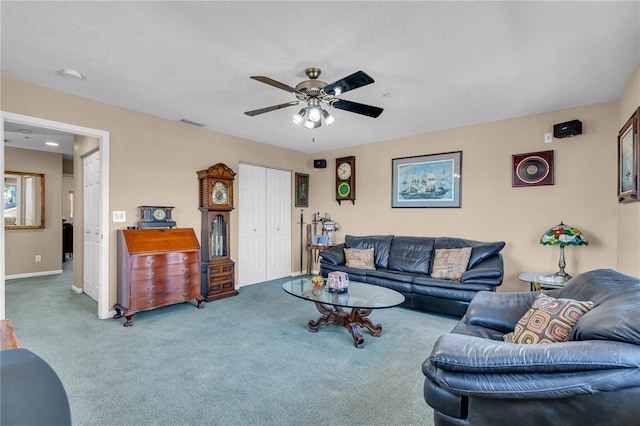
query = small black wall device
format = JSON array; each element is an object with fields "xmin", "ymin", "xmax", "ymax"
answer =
[
  {"xmin": 313, "ymin": 159, "xmax": 327, "ymax": 169},
  {"xmin": 553, "ymin": 120, "xmax": 582, "ymax": 138}
]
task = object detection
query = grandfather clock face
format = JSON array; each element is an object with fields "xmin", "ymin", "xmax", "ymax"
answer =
[{"xmin": 211, "ymin": 181, "xmax": 229, "ymax": 205}]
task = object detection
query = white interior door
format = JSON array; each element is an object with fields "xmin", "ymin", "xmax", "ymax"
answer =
[
  {"xmin": 266, "ymin": 168, "xmax": 291, "ymax": 280},
  {"xmin": 83, "ymin": 150, "xmax": 100, "ymax": 302},
  {"xmin": 238, "ymin": 164, "xmax": 291, "ymax": 286},
  {"xmin": 238, "ymin": 164, "xmax": 267, "ymax": 286}
]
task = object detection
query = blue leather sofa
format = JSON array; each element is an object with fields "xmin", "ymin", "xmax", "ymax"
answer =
[{"xmin": 319, "ymin": 235, "xmax": 505, "ymax": 317}]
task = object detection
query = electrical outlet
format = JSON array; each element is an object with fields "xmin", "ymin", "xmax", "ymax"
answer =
[
  {"xmin": 35, "ymin": 255, "xmax": 42, "ymax": 262},
  {"xmin": 544, "ymin": 133, "xmax": 553, "ymax": 143}
]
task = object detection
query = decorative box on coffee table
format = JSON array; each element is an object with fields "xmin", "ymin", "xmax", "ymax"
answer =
[
  {"xmin": 114, "ymin": 228, "xmax": 204, "ymax": 327},
  {"xmin": 327, "ymin": 271, "xmax": 349, "ymax": 293}
]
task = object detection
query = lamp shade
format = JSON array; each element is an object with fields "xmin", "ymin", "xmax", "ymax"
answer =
[
  {"xmin": 540, "ymin": 222, "xmax": 588, "ymax": 246},
  {"xmin": 540, "ymin": 221, "xmax": 588, "ymax": 278}
]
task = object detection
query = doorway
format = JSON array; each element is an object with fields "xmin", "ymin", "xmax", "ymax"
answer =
[
  {"xmin": 1, "ymin": 112, "xmax": 111, "ymax": 319},
  {"xmin": 238, "ymin": 163, "xmax": 291, "ymax": 287}
]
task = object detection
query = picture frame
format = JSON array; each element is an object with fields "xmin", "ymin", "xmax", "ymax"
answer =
[
  {"xmin": 391, "ymin": 151, "xmax": 462, "ymax": 208},
  {"xmin": 294, "ymin": 173, "xmax": 309, "ymax": 207},
  {"xmin": 313, "ymin": 234, "xmax": 329, "ymax": 245},
  {"xmin": 618, "ymin": 107, "xmax": 639, "ymax": 203},
  {"xmin": 512, "ymin": 150, "xmax": 554, "ymax": 187}
]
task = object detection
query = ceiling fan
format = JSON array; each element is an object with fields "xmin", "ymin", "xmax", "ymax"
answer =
[{"xmin": 244, "ymin": 68, "xmax": 383, "ymax": 129}]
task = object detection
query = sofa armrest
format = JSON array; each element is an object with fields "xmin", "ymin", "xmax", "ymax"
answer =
[
  {"xmin": 318, "ymin": 244, "xmax": 345, "ymax": 266},
  {"xmin": 428, "ymin": 333, "xmax": 640, "ymax": 374},
  {"xmin": 465, "ymin": 291, "xmax": 543, "ymax": 333},
  {"xmin": 459, "ymin": 255, "xmax": 503, "ymax": 285},
  {"xmin": 424, "ymin": 359, "xmax": 640, "ymax": 400}
]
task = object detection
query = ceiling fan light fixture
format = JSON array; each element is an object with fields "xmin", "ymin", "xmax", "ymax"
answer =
[
  {"xmin": 307, "ymin": 106, "xmax": 322, "ymax": 122},
  {"xmin": 303, "ymin": 119, "xmax": 320, "ymax": 130},
  {"xmin": 292, "ymin": 108, "xmax": 306, "ymax": 125},
  {"xmin": 322, "ymin": 109, "xmax": 335, "ymax": 126}
]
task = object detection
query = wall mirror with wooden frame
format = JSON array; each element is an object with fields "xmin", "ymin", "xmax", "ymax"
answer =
[{"xmin": 4, "ymin": 171, "xmax": 45, "ymax": 229}]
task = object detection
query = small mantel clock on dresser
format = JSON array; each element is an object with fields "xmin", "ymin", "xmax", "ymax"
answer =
[
  {"xmin": 197, "ymin": 163, "xmax": 237, "ymax": 301},
  {"xmin": 336, "ymin": 156, "xmax": 356, "ymax": 205}
]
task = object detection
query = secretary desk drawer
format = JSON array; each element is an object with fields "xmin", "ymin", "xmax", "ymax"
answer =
[
  {"xmin": 130, "ymin": 251, "xmax": 198, "ymax": 269},
  {"xmin": 129, "ymin": 262, "xmax": 199, "ymax": 282},
  {"xmin": 129, "ymin": 285, "xmax": 201, "ymax": 311},
  {"xmin": 130, "ymin": 273, "xmax": 200, "ymax": 297}
]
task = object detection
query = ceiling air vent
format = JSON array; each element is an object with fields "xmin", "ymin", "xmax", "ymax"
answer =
[{"xmin": 178, "ymin": 119, "xmax": 206, "ymax": 127}]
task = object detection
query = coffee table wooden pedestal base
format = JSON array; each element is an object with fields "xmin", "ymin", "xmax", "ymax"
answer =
[{"xmin": 308, "ymin": 302, "xmax": 382, "ymax": 348}]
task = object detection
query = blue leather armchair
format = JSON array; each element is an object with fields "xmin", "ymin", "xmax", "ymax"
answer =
[{"xmin": 422, "ymin": 269, "xmax": 640, "ymax": 426}]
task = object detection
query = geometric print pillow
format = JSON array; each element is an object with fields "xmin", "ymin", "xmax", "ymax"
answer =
[
  {"xmin": 503, "ymin": 293, "xmax": 594, "ymax": 344},
  {"xmin": 431, "ymin": 247, "xmax": 472, "ymax": 280}
]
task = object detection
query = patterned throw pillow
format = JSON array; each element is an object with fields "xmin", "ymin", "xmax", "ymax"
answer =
[
  {"xmin": 431, "ymin": 247, "xmax": 472, "ymax": 280},
  {"xmin": 503, "ymin": 293, "xmax": 594, "ymax": 344},
  {"xmin": 344, "ymin": 248, "xmax": 376, "ymax": 270}
]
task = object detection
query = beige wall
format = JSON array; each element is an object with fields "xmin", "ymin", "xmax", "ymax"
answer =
[
  {"xmin": 309, "ymin": 102, "xmax": 621, "ymax": 291},
  {"xmin": 2, "ymin": 71, "xmax": 639, "ymax": 305},
  {"xmin": 616, "ymin": 65, "xmax": 640, "ymax": 278},
  {"xmin": 4, "ymin": 147, "xmax": 62, "ymax": 276},
  {"xmin": 2, "ymin": 77, "xmax": 308, "ymax": 308}
]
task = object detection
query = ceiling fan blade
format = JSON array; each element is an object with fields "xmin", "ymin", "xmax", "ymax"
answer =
[
  {"xmin": 244, "ymin": 101, "xmax": 300, "ymax": 117},
  {"xmin": 332, "ymin": 99, "xmax": 383, "ymax": 118},
  {"xmin": 250, "ymin": 76, "xmax": 305, "ymax": 96},
  {"xmin": 322, "ymin": 71, "xmax": 375, "ymax": 96}
]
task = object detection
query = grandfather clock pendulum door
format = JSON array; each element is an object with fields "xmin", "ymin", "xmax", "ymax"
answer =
[{"xmin": 197, "ymin": 163, "xmax": 238, "ymax": 301}]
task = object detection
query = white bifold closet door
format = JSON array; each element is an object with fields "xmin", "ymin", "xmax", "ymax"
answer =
[{"xmin": 238, "ymin": 164, "xmax": 291, "ymax": 287}]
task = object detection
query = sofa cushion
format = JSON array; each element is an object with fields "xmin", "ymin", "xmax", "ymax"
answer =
[
  {"xmin": 345, "ymin": 235, "xmax": 393, "ymax": 269},
  {"xmin": 387, "ymin": 236, "xmax": 435, "ymax": 274},
  {"xmin": 434, "ymin": 238, "xmax": 505, "ymax": 269},
  {"xmin": 318, "ymin": 244, "xmax": 345, "ymax": 266},
  {"xmin": 344, "ymin": 248, "xmax": 376, "ymax": 270},
  {"xmin": 467, "ymin": 242, "xmax": 506, "ymax": 268},
  {"xmin": 367, "ymin": 268, "xmax": 415, "ymax": 283},
  {"xmin": 431, "ymin": 248, "xmax": 472, "ymax": 280},
  {"xmin": 503, "ymin": 293, "xmax": 594, "ymax": 344},
  {"xmin": 320, "ymin": 263, "xmax": 367, "ymax": 279},
  {"xmin": 560, "ymin": 269, "xmax": 640, "ymax": 345}
]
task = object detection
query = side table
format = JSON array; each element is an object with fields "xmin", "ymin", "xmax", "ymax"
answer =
[
  {"xmin": 306, "ymin": 244, "xmax": 335, "ymax": 275},
  {"xmin": 518, "ymin": 272, "xmax": 570, "ymax": 291}
]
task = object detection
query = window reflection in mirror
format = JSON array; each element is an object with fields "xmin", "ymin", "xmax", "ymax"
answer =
[{"xmin": 4, "ymin": 171, "xmax": 45, "ymax": 229}]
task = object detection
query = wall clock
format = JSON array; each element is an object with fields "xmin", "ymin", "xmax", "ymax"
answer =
[
  {"xmin": 336, "ymin": 156, "xmax": 356, "ymax": 205},
  {"xmin": 137, "ymin": 206, "xmax": 176, "ymax": 228}
]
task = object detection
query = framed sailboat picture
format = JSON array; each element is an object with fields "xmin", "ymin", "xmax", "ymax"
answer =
[{"xmin": 391, "ymin": 151, "xmax": 462, "ymax": 208}]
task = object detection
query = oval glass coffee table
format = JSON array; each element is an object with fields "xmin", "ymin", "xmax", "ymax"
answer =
[{"xmin": 283, "ymin": 278, "xmax": 405, "ymax": 348}]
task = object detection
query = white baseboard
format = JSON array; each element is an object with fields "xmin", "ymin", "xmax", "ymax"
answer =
[
  {"xmin": 71, "ymin": 285, "xmax": 83, "ymax": 294},
  {"xmin": 6, "ymin": 270, "xmax": 63, "ymax": 280}
]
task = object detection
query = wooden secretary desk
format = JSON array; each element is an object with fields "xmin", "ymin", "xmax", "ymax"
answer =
[{"xmin": 114, "ymin": 228, "xmax": 204, "ymax": 326}]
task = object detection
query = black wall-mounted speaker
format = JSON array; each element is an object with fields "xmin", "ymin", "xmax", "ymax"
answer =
[
  {"xmin": 553, "ymin": 120, "xmax": 582, "ymax": 138},
  {"xmin": 313, "ymin": 159, "xmax": 327, "ymax": 169}
]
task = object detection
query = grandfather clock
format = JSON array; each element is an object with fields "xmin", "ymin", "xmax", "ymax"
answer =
[{"xmin": 197, "ymin": 163, "xmax": 237, "ymax": 301}]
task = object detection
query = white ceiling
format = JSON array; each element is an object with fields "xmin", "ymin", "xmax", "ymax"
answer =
[{"xmin": 2, "ymin": 1, "xmax": 639, "ymax": 155}]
